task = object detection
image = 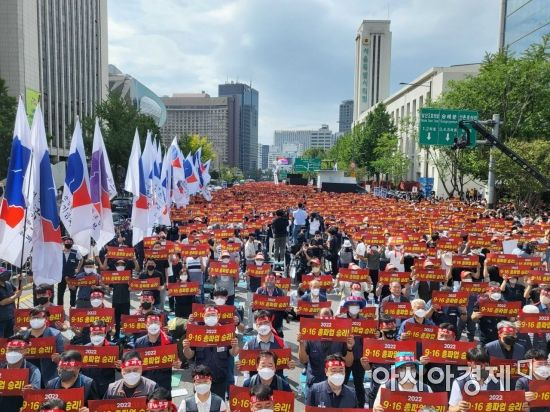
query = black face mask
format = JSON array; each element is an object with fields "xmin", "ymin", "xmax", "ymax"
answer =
[
  {"xmin": 64, "ymin": 243, "xmax": 73, "ymax": 249},
  {"xmin": 36, "ymin": 296, "xmax": 50, "ymax": 305},
  {"xmin": 59, "ymin": 369, "xmax": 77, "ymax": 381},
  {"xmin": 146, "ymin": 265, "xmax": 155, "ymax": 271},
  {"xmin": 141, "ymin": 302, "xmax": 152, "ymax": 310},
  {"xmin": 383, "ymin": 330, "xmax": 397, "ymax": 340},
  {"xmin": 502, "ymin": 336, "xmax": 516, "ymax": 346},
  {"xmin": 0, "ymin": 273, "xmax": 11, "ymax": 283}
]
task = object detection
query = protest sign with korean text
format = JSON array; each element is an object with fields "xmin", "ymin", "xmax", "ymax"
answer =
[
  {"xmin": 301, "ymin": 275, "xmax": 333, "ymax": 290},
  {"xmin": 120, "ymin": 314, "xmax": 165, "ymax": 334},
  {"xmin": 402, "ymin": 323, "xmax": 438, "ymax": 341},
  {"xmin": 69, "ymin": 307, "xmax": 114, "ymax": 328},
  {"xmin": 362, "ymin": 339, "xmax": 416, "ymax": 364},
  {"xmin": 106, "ymin": 246, "xmax": 135, "ymax": 260},
  {"xmin": 186, "ymin": 323, "xmax": 235, "ymax": 347},
  {"xmin": 66, "ymin": 275, "xmax": 98, "ymax": 288},
  {"xmin": 65, "ymin": 345, "xmax": 119, "ymax": 368},
  {"xmin": 380, "ymin": 388, "xmax": 447, "ymax": 412},
  {"xmin": 299, "ymin": 318, "xmax": 352, "ymax": 342},
  {"xmin": 209, "ymin": 261, "xmax": 239, "ymax": 279},
  {"xmin": 129, "ymin": 277, "xmax": 161, "ymax": 291},
  {"xmin": 252, "ymin": 294, "xmax": 290, "ymax": 311},
  {"xmin": 378, "ymin": 271, "xmax": 411, "ymax": 285},
  {"xmin": 191, "ymin": 303, "xmax": 235, "ymax": 324},
  {"xmin": 238, "ymin": 348, "xmax": 292, "ymax": 371},
  {"xmin": 88, "ymin": 397, "xmax": 147, "ymax": 412},
  {"xmin": 0, "ymin": 368, "xmax": 28, "ymax": 395},
  {"xmin": 338, "ymin": 267, "xmax": 370, "ymax": 283},
  {"xmin": 167, "ymin": 281, "xmax": 200, "ymax": 296},
  {"xmin": 529, "ymin": 380, "xmax": 550, "ymax": 408},
  {"xmin": 101, "ymin": 270, "xmax": 131, "ymax": 284},
  {"xmin": 123, "ymin": 344, "xmax": 178, "ymax": 371},
  {"xmin": 518, "ymin": 313, "xmax": 550, "ymax": 333},
  {"xmin": 414, "ymin": 269, "xmax": 447, "ymax": 282},
  {"xmin": 463, "ymin": 390, "xmax": 524, "ymax": 412},
  {"xmin": 21, "ymin": 388, "xmax": 84, "ymax": 412},
  {"xmin": 229, "ymin": 385, "xmax": 294, "ymax": 412},
  {"xmin": 381, "ymin": 302, "xmax": 413, "ymax": 319},
  {"xmin": 297, "ymin": 300, "xmax": 331, "ymax": 316},
  {"xmin": 431, "ymin": 291, "xmax": 469, "ymax": 308},
  {"xmin": 479, "ymin": 301, "xmax": 521, "ymax": 318},
  {"xmin": 422, "ymin": 340, "xmax": 477, "ymax": 365},
  {"xmin": 15, "ymin": 305, "xmax": 64, "ymax": 328}
]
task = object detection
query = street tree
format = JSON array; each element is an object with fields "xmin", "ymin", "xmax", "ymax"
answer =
[{"xmin": 177, "ymin": 133, "xmax": 216, "ymax": 162}]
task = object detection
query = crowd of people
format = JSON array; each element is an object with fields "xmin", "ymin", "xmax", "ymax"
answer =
[{"xmin": 0, "ymin": 182, "xmax": 549, "ymax": 411}]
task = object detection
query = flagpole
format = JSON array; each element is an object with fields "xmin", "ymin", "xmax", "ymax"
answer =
[{"xmin": 17, "ymin": 146, "xmax": 34, "ymax": 309}]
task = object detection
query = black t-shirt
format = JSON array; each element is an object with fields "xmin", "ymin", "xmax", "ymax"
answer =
[
  {"xmin": 0, "ymin": 281, "xmax": 16, "ymax": 321},
  {"xmin": 123, "ymin": 384, "xmax": 137, "ymax": 398},
  {"xmin": 108, "ymin": 260, "xmax": 135, "ymax": 304},
  {"xmin": 170, "ymin": 262, "xmax": 183, "ymax": 282},
  {"xmin": 139, "ymin": 270, "xmax": 164, "ymax": 304}
]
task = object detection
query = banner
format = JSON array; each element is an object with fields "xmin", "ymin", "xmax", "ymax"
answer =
[
  {"xmin": 21, "ymin": 388, "xmax": 84, "ymax": 412},
  {"xmin": 129, "ymin": 277, "xmax": 161, "ymax": 291},
  {"xmin": 143, "ymin": 248, "xmax": 169, "ymax": 260},
  {"xmin": 414, "ymin": 269, "xmax": 447, "ymax": 282},
  {"xmin": 276, "ymin": 277, "xmax": 291, "ymax": 291},
  {"xmin": 431, "ymin": 291, "xmax": 469, "ymax": 307},
  {"xmin": 220, "ymin": 240, "xmax": 241, "ymax": 253},
  {"xmin": 167, "ymin": 281, "xmax": 200, "ymax": 296},
  {"xmin": 306, "ymin": 408, "xmax": 368, "ymax": 412},
  {"xmin": 299, "ymin": 318, "xmax": 352, "ymax": 342},
  {"xmin": 120, "ymin": 314, "xmax": 165, "ymax": 334},
  {"xmin": 66, "ymin": 275, "xmax": 98, "ymax": 288},
  {"xmin": 229, "ymin": 385, "xmax": 294, "ymax": 412},
  {"xmin": 529, "ymin": 270, "xmax": 550, "ymax": 284},
  {"xmin": 489, "ymin": 358, "xmax": 530, "ymax": 378},
  {"xmin": 362, "ymin": 339, "xmax": 416, "ymax": 364},
  {"xmin": 251, "ymin": 294, "xmax": 290, "ymax": 311},
  {"xmin": 380, "ymin": 302, "xmax": 413, "ymax": 319},
  {"xmin": 247, "ymin": 264, "xmax": 272, "ymax": 278},
  {"xmin": 209, "ymin": 261, "xmax": 239, "ymax": 278},
  {"xmin": 88, "ymin": 398, "xmax": 147, "ymax": 412},
  {"xmin": 339, "ymin": 305, "xmax": 377, "ymax": 319},
  {"xmin": 379, "ymin": 388, "xmax": 448, "ymax": 412},
  {"xmin": 191, "ymin": 303, "xmax": 235, "ymax": 324},
  {"xmin": 401, "ymin": 323, "xmax": 438, "ymax": 341},
  {"xmin": 179, "ymin": 243, "xmax": 210, "ymax": 257},
  {"xmin": 338, "ymin": 267, "xmax": 370, "ymax": 283},
  {"xmin": 101, "ymin": 270, "xmax": 132, "ymax": 284},
  {"xmin": 15, "ymin": 305, "xmax": 64, "ymax": 328},
  {"xmin": 460, "ymin": 282, "xmax": 489, "ymax": 294},
  {"xmin": 237, "ymin": 348, "xmax": 292, "ymax": 371},
  {"xmin": 186, "ymin": 323, "xmax": 235, "ymax": 347},
  {"xmin": 350, "ymin": 319, "xmax": 378, "ymax": 338},
  {"xmin": 498, "ymin": 264, "xmax": 531, "ymax": 278},
  {"xmin": 0, "ymin": 368, "xmax": 28, "ymax": 395},
  {"xmin": 518, "ymin": 313, "xmax": 550, "ymax": 333},
  {"xmin": 106, "ymin": 246, "xmax": 135, "ymax": 260},
  {"xmin": 297, "ymin": 300, "xmax": 331, "ymax": 316},
  {"xmin": 65, "ymin": 344, "xmax": 119, "ymax": 368},
  {"xmin": 463, "ymin": 390, "xmax": 524, "ymax": 412},
  {"xmin": 69, "ymin": 307, "xmax": 114, "ymax": 328},
  {"xmin": 452, "ymin": 255, "xmax": 479, "ymax": 267},
  {"xmin": 378, "ymin": 271, "xmax": 411, "ymax": 285},
  {"xmin": 302, "ymin": 274, "xmax": 334, "ymax": 290},
  {"xmin": 529, "ymin": 380, "xmax": 550, "ymax": 408},
  {"xmin": 26, "ymin": 337, "xmax": 56, "ymax": 359},
  {"xmin": 478, "ymin": 301, "xmax": 522, "ymax": 318},
  {"xmin": 422, "ymin": 340, "xmax": 477, "ymax": 365},
  {"xmin": 123, "ymin": 344, "xmax": 177, "ymax": 371}
]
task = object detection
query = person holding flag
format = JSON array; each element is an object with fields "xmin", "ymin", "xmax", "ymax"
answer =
[{"xmin": 0, "ymin": 269, "xmax": 20, "ymax": 337}]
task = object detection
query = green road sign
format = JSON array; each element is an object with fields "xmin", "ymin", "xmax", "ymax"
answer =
[
  {"xmin": 293, "ymin": 157, "xmax": 321, "ymax": 172},
  {"xmin": 419, "ymin": 108, "xmax": 478, "ymax": 147},
  {"xmin": 278, "ymin": 170, "xmax": 288, "ymax": 180}
]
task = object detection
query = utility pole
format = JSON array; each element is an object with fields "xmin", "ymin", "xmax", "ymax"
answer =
[{"xmin": 487, "ymin": 114, "xmax": 499, "ymax": 208}]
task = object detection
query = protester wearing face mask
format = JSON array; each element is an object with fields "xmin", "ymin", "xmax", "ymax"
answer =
[
  {"xmin": 167, "ymin": 253, "xmax": 183, "ymax": 312},
  {"xmin": 183, "ymin": 306, "xmax": 240, "ymax": 398},
  {"xmin": 0, "ymin": 269, "xmax": 21, "ymax": 338},
  {"xmin": 306, "ymin": 354, "xmax": 358, "ymax": 407},
  {"xmin": 485, "ymin": 321, "xmax": 526, "ymax": 361},
  {"xmin": 139, "ymin": 258, "xmax": 165, "ymax": 309},
  {"xmin": 299, "ymin": 279, "xmax": 327, "ymax": 311},
  {"xmin": 146, "ymin": 387, "xmax": 178, "ymax": 412},
  {"xmin": 448, "ymin": 347, "xmax": 504, "ymax": 412},
  {"xmin": 73, "ymin": 259, "xmax": 100, "ymax": 308},
  {"xmin": 255, "ymin": 274, "xmax": 286, "ymax": 336},
  {"xmin": 337, "ymin": 282, "xmax": 367, "ymax": 313},
  {"xmin": 34, "ymin": 283, "xmax": 55, "ymax": 308},
  {"xmin": 378, "ymin": 280, "xmax": 410, "ymax": 326},
  {"xmin": 104, "ymin": 352, "xmax": 158, "ymax": 399},
  {"xmin": 0, "ymin": 334, "xmax": 41, "ymax": 410},
  {"xmin": 212, "ymin": 250, "xmax": 237, "ymax": 305},
  {"xmin": 38, "ymin": 398, "xmax": 67, "ymax": 412},
  {"xmin": 46, "ymin": 350, "xmax": 99, "ymax": 405},
  {"xmin": 211, "ymin": 288, "xmax": 245, "ymax": 333},
  {"xmin": 107, "ymin": 257, "xmax": 136, "ymax": 339},
  {"xmin": 23, "ymin": 306, "xmax": 64, "ymax": 386},
  {"xmin": 536, "ymin": 285, "xmax": 550, "ymax": 313},
  {"xmin": 59, "ymin": 236, "xmax": 83, "ymax": 307},
  {"xmin": 396, "ymin": 298, "xmax": 435, "ymax": 340},
  {"xmin": 249, "ymin": 383, "xmax": 275, "ymax": 412},
  {"xmin": 516, "ymin": 349, "xmax": 550, "ymax": 412},
  {"xmin": 471, "ymin": 282, "xmax": 506, "ymax": 345},
  {"xmin": 500, "ymin": 274, "xmax": 526, "ymax": 303},
  {"xmin": 177, "ymin": 365, "xmax": 227, "ymax": 411},
  {"xmin": 245, "ymin": 253, "xmax": 266, "ymax": 331},
  {"xmin": 516, "ymin": 305, "xmax": 548, "ymax": 352},
  {"xmin": 243, "ymin": 351, "xmax": 292, "ymax": 391},
  {"xmin": 172, "ymin": 265, "xmax": 194, "ymax": 318}
]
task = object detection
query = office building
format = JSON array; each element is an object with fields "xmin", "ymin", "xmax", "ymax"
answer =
[
  {"xmin": 310, "ymin": 125, "xmax": 334, "ymax": 150},
  {"xmin": 500, "ymin": 0, "xmax": 549, "ymax": 54},
  {"xmin": 109, "ymin": 65, "xmax": 166, "ymax": 127},
  {"xmin": 0, "ymin": 0, "xmax": 108, "ymax": 160},
  {"xmin": 353, "ymin": 20, "xmax": 391, "ymax": 122},
  {"xmin": 258, "ymin": 144, "xmax": 270, "ymax": 171},
  {"xmin": 161, "ymin": 93, "xmax": 238, "ymax": 169},
  {"xmin": 218, "ymin": 82, "xmax": 259, "ymax": 173},
  {"xmin": 339, "ymin": 100, "xmax": 354, "ymax": 133},
  {"xmin": 273, "ymin": 125, "xmax": 334, "ymax": 151}
]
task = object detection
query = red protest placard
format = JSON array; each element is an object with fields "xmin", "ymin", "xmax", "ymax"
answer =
[
  {"xmin": 252, "ymin": 294, "xmax": 290, "ymax": 311},
  {"xmin": 464, "ymin": 390, "xmax": 524, "ymax": 412},
  {"xmin": 106, "ymin": 246, "xmax": 135, "ymax": 260},
  {"xmin": 529, "ymin": 380, "xmax": 550, "ymax": 408},
  {"xmin": 414, "ymin": 269, "xmax": 447, "ymax": 282},
  {"xmin": 143, "ymin": 236, "xmax": 160, "ymax": 248},
  {"xmin": 88, "ymin": 397, "xmax": 147, "ymax": 412},
  {"xmin": 479, "ymin": 301, "xmax": 522, "ymax": 317},
  {"xmin": 129, "ymin": 277, "xmax": 161, "ymax": 291},
  {"xmin": 69, "ymin": 307, "xmax": 115, "ymax": 328},
  {"xmin": 120, "ymin": 314, "xmax": 165, "ymax": 334},
  {"xmin": 179, "ymin": 243, "xmax": 210, "ymax": 257},
  {"xmin": 167, "ymin": 281, "xmax": 200, "ymax": 296},
  {"xmin": 498, "ymin": 264, "xmax": 531, "ymax": 278},
  {"xmin": 422, "ymin": 340, "xmax": 477, "ymax": 365},
  {"xmin": 26, "ymin": 337, "xmax": 56, "ymax": 358},
  {"xmin": 209, "ymin": 261, "xmax": 239, "ymax": 278},
  {"xmin": 306, "ymin": 408, "xmax": 370, "ymax": 412},
  {"xmin": 65, "ymin": 345, "xmax": 119, "ymax": 368},
  {"xmin": 490, "ymin": 358, "xmax": 530, "ymax": 377},
  {"xmin": 21, "ymin": 388, "xmax": 84, "ymax": 412},
  {"xmin": 0, "ymin": 368, "xmax": 28, "ymax": 395},
  {"xmin": 529, "ymin": 270, "xmax": 550, "ymax": 284},
  {"xmin": 186, "ymin": 323, "xmax": 235, "ymax": 347},
  {"xmin": 213, "ymin": 228, "xmax": 234, "ymax": 240},
  {"xmin": 220, "ymin": 240, "xmax": 241, "ymax": 253},
  {"xmin": 339, "ymin": 305, "xmax": 377, "ymax": 319},
  {"xmin": 362, "ymin": 339, "xmax": 416, "ymax": 364},
  {"xmin": 66, "ymin": 275, "xmax": 98, "ymax": 288},
  {"xmin": 15, "ymin": 305, "xmax": 64, "ymax": 328},
  {"xmin": 123, "ymin": 344, "xmax": 178, "ymax": 371},
  {"xmin": 404, "ymin": 242, "xmax": 427, "ymax": 255},
  {"xmin": 101, "ymin": 270, "xmax": 131, "ymax": 284},
  {"xmin": 452, "ymin": 255, "xmax": 479, "ymax": 267},
  {"xmin": 191, "ymin": 303, "xmax": 235, "ymax": 324},
  {"xmin": 380, "ymin": 388, "xmax": 448, "ymax": 412},
  {"xmin": 247, "ymin": 263, "xmax": 272, "ymax": 278},
  {"xmin": 436, "ymin": 237, "xmax": 461, "ymax": 252},
  {"xmin": 302, "ymin": 274, "xmax": 333, "ymax": 289},
  {"xmin": 350, "ymin": 319, "xmax": 378, "ymax": 338},
  {"xmin": 402, "ymin": 323, "xmax": 438, "ymax": 341},
  {"xmin": 238, "ymin": 348, "xmax": 292, "ymax": 371},
  {"xmin": 518, "ymin": 313, "xmax": 550, "ymax": 333},
  {"xmin": 338, "ymin": 267, "xmax": 370, "ymax": 283},
  {"xmin": 229, "ymin": 385, "xmax": 294, "ymax": 412},
  {"xmin": 486, "ymin": 253, "xmax": 519, "ymax": 265},
  {"xmin": 460, "ymin": 282, "xmax": 489, "ymax": 294},
  {"xmin": 299, "ymin": 318, "xmax": 352, "ymax": 342},
  {"xmin": 275, "ymin": 277, "xmax": 291, "ymax": 291},
  {"xmin": 378, "ymin": 271, "xmax": 411, "ymax": 285},
  {"xmin": 297, "ymin": 300, "xmax": 331, "ymax": 316},
  {"xmin": 144, "ymin": 247, "xmax": 169, "ymax": 260},
  {"xmin": 381, "ymin": 301, "xmax": 413, "ymax": 319},
  {"xmin": 432, "ymin": 291, "xmax": 469, "ymax": 307}
]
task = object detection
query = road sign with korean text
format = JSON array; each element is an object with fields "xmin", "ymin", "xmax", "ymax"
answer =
[{"xmin": 419, "ymin": 108, "xmax": 478, "ymax": 147}]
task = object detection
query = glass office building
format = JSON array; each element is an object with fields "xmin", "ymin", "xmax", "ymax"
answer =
[{"xmin": 503, "ymin": 0, "xmax": 550, "ymax": 54}]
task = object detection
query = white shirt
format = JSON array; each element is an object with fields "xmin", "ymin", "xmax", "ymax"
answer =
[
  {"xmin": 448, "ymin": 373, "xmax": 503, "ymax": 406},
  {"xmin": 355, "ymin": 242, "xmax": 367, "ymax": 259},
  {"xmin": 309, "ymin": 218, "xmax": 321, "ymax": 235},
  {"xmin": 292, "ymin": 208, "xmax": 307, "ymax": 226},
  {"xmin": 177, "ymin": 393, "xmax": 227, "ymax": 412}
]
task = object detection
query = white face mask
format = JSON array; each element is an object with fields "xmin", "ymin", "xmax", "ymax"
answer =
[
  {"xmin": 213, "ymin": 298, "xmax": 227, "ymax": 306},
  {"xmin": 5, "ymin": 351, "xmax": 23, "ymax": 364},
  {"xmin": 509, "ymin": 278, "xmax": 518, "ymax": 285},
  {"xmin": 90, "ymin": 299, "xmax": 102, "ymax": 308},
  {"xmin": 351, "ymin": 291, "xmax": 362, "ymax": 298},
  {"xmin": 222, "ymin": 258, "xmax": 230, "ymax": 264},
  {"xmin": 90, "ymin": 335, "xmax": 105, "ymax": 346},
  {"xmin": 84, "ymin": 267, "xmax": 95, "ymax": 274},
  {"xmin": 256, "ymin": 409, "xmax": 274, "ymax": 412},
  {"xmin": 490, "ymin": 292, "xmax": 502, "ymax": 301},
  {"xmin": 204, "ymin": 316, "xmax": 218, "ymax": 327},
  {"xmin": 195, "ymin": 382, "xmax": 211, "ymax": 395},
  {"xmin": 311, "ymin": 288, "xmax": 320, "ymax": 296},
  {"xmin": 349, "ymin": 306, "xmax": 360, "ymax": 315},
  {"xmin": 541, "ymin": 295, "xmax": 550, "ymax": 305},
  {"xmin": 116, "ymin": 266, "xmax": 125, "ymax": 271},
  {"xmin": 258, "ymin": 367, "xmax": 275, "ymax": 380},
  {"xmin": 147, "ymin": 323, "xmax": 161, "ymax": 335},
  {"xmin": 312, "ymin": 267, "xmax": 320, "ymax": 273},
  {"xmin": 255, "ymin": 260, "xmax": 263, "ymax": 266},
  {"xmin": 414, "ymin": 309, "xmax": 427, "ymax": 319},
  {"xmin": 221, "ymin": 275, "xmax": 231, "ymax": 282},
  {"xmin": 535, "ymin": 365, "xmax": 550, "ymax": 379},
  {"xmin": 328, "ymin": 373, "xmax": 345, "ymax": 386},
  {"xmin": 122, "ymin": 371, "xmax": 141, "ymax": 386},
  {"xmin": 30, "ymin": 318, "xmax": 46, "ymax": 330},
  {"xmin": 180, "ymin": 274, "xmax": 188, "ymax": 282},
  {"xmin": 257, "ymin": 324, "xmax": 271, "ymax": 336}
]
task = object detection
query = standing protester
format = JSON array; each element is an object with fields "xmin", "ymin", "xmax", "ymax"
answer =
[
  {"xmin": 245, "ymin": 253, "xmax": 266, "ymax": 331},
  {"xmin": 292, "ymin": 203, "xmax": 308, "ymax": 244},
  {"xmin": 74, "ymin": 259, "xmax": 100, "ymax": 308},
  {"xmin": 255, "ymin": 274, "xmax": 286, "ymax": 336},
  {"xmin": 0, "ymin": 269, "xmax": 20, "ymax": 337},
  {"xmin": 212, "ymin": 250, "xmax": 237, "ymax": 306},
  {"xmin": 139, "ymin": 257, "xmax": 165, "ymax": 309},
  {"xmin": 82, "ymin": 320, "xmax": 116, "ymax": 398},
  {"xmin": 185, "ymin": 241, "xmax": 207, "ymax": 304},
  {"xmin": 471, "ymin": 282, "xmax": 507, "ymax": 345},
  {"xmin": 58, "ymin": 236, "xmax": 83, "ymax": 307},
  {"xmin": 109, "ymin": 258, "xmax": 137, "ymax": 339},
  {"xmin": 104, "ymin": 351, "xmax": 159, "ymax": 399},
  {"xmin": 272, "ymin": 209, "xmax": 289, "ymax": 262}
]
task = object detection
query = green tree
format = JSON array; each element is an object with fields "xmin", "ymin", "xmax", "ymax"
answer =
[
  {"xmin": 302, "ymin": 147, "xmax": 326, "ymax": 159},
  {"xmin": 0, "ymin": 77, "xmax": 17, "ymax": 180},
  {"xmin": 220, "ymin": 167, "xmax": 243, "ymax": 183},
  {"xmin": 82, "ymin": 92, "xmax": 160, "ymax": 188},
  {"xmin": 371, "ymin": 132, "xmax": 410, "ymax": 184},
  {"xmin": 177, "ymin": 133, "xmax": 216, "ymax": 162}
]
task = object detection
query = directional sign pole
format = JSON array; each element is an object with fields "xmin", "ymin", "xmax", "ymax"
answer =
[{"xmin": 487, "ymin": 114, "xmax": 499, "ymax": 209}]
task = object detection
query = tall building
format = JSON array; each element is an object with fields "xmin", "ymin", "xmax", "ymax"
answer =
[
  {"xmin": 218, "ymin": 82, "xmax": 259, "ymax": 173},
  {"xmin": 109, "ymin": 65, "xmax": 166, "ymax": 127},
  {"xmin": 273, "ymin": 125, "xmax": 334, "ymax": 151},
  {"xmin": 0, "ymin": 0, "xmax": 108, "ymax": 160},
  {"xmin": 338, "ymin": 100, "xmax": 354, "ymax": 133},
  {"xmin": 310, "ymin": 125, "xmax": 334, "ymax": 150},
  {"xmin": 353, "ymin": 20, "xmax": 391, "ymax": 122},
  {"xmin": 161, "ymin": 93, "xmax": 238, "ymax": 169},
  {"xmin": 500, "ymin": 0, "xmax": 549, "ymax": 54},
  {"xmin": 258, "ymin": 144, "xmax": 270, "ymax": 171}
]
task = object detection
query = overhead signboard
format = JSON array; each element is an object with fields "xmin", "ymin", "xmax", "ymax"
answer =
[
  {"xmin": 294, "ymin": 157, "xmax": 321, "ymax": 172},
  {"xmin": 419, "ymin": 108, "xmax": 478, "ymax": 147}
]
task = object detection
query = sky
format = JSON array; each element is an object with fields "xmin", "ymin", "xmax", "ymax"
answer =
[{"xmin": 108, "ymin": 0, "xmax": 501, "ymax": 145}]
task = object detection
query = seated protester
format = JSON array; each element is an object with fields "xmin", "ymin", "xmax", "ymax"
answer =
[
  {"xmin": 396, "ymin": 298, "xmax": 435, "ymax": 340},
  {"xmin": 426, "ymin": 285, "xmax": 464, "ymax": 330},
  {"xmin": 147, "ymin": 387, "xmax": 178, "ymax": 412},
  {"xmin": 516, "ymin": 305, "xmax": 547, "ymax": 352},
  {"xmin": 298, "ymin": 307, "xmax": 354, "ymax": 386},
  {"xmin": 0, "ymin": 269, "xmax": 19, "ymax": 338},
  {"xmin": 82, "ymin": 320, "xmax": 116, "ymax": 399},
  {"xmin": 34, "ymin": 283, "xmax": 55, "ymax": 309},
  {"xmin": 336, "ymin": 269, "xmax": 372, "ymax": 302},
  {"xmin": 485, "ymin": 320, "xmax": 526, "ymax": 360},
  {"xmin": 104, "ymin": 351, "xmax": 158, "ymax": 399},
  {"xmin": 306, "ymin": 354, "xmax": 358, "ymax": 408},
  {"xmin": 448, "ymin": 347, "xmax": 505, "ymax": 412},
  {"xmin": 134, "ymin": 313, "xmax": 181, "ymax": 392},
  {"xmin": 0, "ymin": 333, "xmax": 41, "ymax": 410},
  {"xmin": 23, "ymin": 306, "xmax": 65, "ymax": 387},
  {"xmin": 535, "ymin": 284, "xmax": 550, "ymax": 313},
  {"xmin": 457, "ymin": 270, "xmax": 486, "ymax": 342},
  {"xmin": 177, "ymin": 365, "xmax": 227, "ymax": 412},
  {"xmin": 173, "ymin": 263, "xmax": 195, "ymax": 319},
  {"xmin": 373, "ymin": 352, "xmax": 433, "ymax": 411},
  {"xmin": 500, "ymin": 275, "xmax": 525, "ymax": 304},
  {"xmin": 471, "ymin": 282, "xmax": 507, "ymax": 345},
  {"xmin": 337, "ymin": 284, "xmax": 367, "ymax": 314},
  {"xmin": 183, "ymin": 305, "xmax": 240, "ymax": 398},
  {"xmin": 243, "ymin": 350, "xmax": 292, "ymax": 392},
  {"xmin": 255, "ymin": 274, "xmax": 286, "ymax": 336},
  {"xmin": 39, "ymin": 399, "xmax": 66, "ymax": 412},
  {"xmin": 74, "ymin": 259, "xmax": 101, "ymax": 308},
  {"xmin": 212, "ymin": 250, "xmax": 237, "ymax": 306},
  {"xmin": 516, "ymin": 349, "xmax": 550, "ymax": 412},
  {"xmin": 139, "ymin": 257, "xmax": 166, "ymax": 309},
  {"xmin": 299, "ymin": 279, "xmax": 327, "ymax": 311},
  {"xmin": 46, "ymin": 349, "xmax": 99, "ymax": 404},
  {"xmin": 249, "ymin": 384, "xmax": 275, "ymax": 412},
  {"xmin": 211, "ymin": 288, "xmax": 245, "ymax": 333}
]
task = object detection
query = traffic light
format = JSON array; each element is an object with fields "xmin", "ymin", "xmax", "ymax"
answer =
[{"xmin": 451, "ymin": 120, "xmax": 471, "ymax": 149}]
